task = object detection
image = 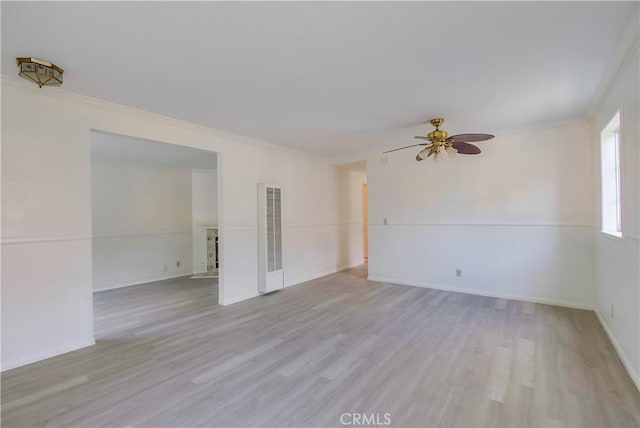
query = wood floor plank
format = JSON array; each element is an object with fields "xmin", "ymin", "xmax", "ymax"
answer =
[
  {"xmin": 1, "ymin": 267, "xmax": 638, "ymax": 427},
  {"xmin": 1, "ymin": 375, "xmax": 89, "ymax": 412}
]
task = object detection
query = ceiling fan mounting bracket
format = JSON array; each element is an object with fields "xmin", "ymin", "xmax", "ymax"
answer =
[{"xmin": 430, "ymin": 118, "xmax": 445, "ymax": 128}]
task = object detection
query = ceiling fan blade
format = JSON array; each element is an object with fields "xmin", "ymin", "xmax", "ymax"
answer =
[
  {"xmin": 452, "ymin": 141, "xmax": 481, "ymax": 155},
  {"xmin": 416, "ymin": 146, "xmax": 434, "ymax": 161},
  {"xmin": 449, "ymin": 133, "xmax": 495, "ymax": 143},
  {"xmin": 383, "ymin": 143, "xmax": 428, "ymax": 153}
]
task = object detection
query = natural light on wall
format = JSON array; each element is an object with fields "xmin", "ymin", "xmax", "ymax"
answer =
[{"xmin": 600, "ymin": 110, "xmax": 622, "ymax": 237}]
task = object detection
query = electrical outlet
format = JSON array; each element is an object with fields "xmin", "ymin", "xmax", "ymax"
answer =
[
  {"xmin": 176, "ymin": 261, "xmax": 181, "ymax": 268},
  {"xmin": 456, "ymin": 269, "xmax": 462, "ymax": 277},
  {"xmin": 610, "ymin": 304, "xmax": 614, "ymax": 319},
  {"xmin": 383, "ymin": 218, "xmax": 388, "ymax": 225}
]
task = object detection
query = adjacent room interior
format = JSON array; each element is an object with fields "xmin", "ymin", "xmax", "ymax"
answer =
[
  {"xmin": 1, "ymin": 2, "xmax": 638, "ymax": 427},
  {"xmin": 90, "ymin": 131, "xmax": 220, "ymax": 337}
]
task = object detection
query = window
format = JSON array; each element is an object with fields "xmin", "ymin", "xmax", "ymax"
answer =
[{"xmin": 601, "ymin": 111, "xmax": 622, "ymax": 237}]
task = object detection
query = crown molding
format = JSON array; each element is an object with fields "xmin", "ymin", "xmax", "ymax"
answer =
[
  {"xmin": 586, "ymin": 12, "xmax": 640, "ymax": 119},
  {"xmin": 0, "ymin": 75, "xmax": 328, "ymax": 162},
  {"xmin": 486, "ymin": 117, "xmax": 588, "ymax": 137}
]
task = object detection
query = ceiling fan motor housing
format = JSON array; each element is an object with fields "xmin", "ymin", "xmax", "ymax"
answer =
[
  {"xmin": 427, "ymin": 118, "xmax": 448, "ymax": 142},
  {"xmin": 427, "ymin": 129, "xmax": 448, "ymax": 141}
]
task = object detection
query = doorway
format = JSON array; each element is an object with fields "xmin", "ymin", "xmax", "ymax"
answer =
[{"xmin": 89, "ymin": 130, "xmax": 220, "ymax": 338}]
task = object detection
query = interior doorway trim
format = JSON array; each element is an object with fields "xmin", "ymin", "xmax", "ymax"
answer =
[{"xmin": 362, "ymin": 182, "xmax": 368, "ymax": 262}]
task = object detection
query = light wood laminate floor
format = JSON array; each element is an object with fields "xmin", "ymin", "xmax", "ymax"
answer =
[{"xmin": 2, "ymin": 266, "xmax": 638, "ymax": 427}]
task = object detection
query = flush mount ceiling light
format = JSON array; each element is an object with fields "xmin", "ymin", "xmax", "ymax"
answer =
[
  {"xmin": 16, "ymin": 57, "xmax": 63, "ymax": 88},
  {"xmin": 384, "ymin": 118, "xmax": 495, "ymax": 162}
]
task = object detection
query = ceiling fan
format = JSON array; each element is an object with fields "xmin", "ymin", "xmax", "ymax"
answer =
[{"xmin": 384, "ymin": 118, "xmax": 495, "ymax": 161}]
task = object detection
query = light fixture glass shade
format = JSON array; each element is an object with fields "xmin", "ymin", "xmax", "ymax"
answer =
[
  {"xmin": 445, "ymin": 146, "xmax": 458, "ymax": 156},
  {"xmin": 433, "ymin": 151, "xmax": 442, "ymax": 162},
  {"xmin": 16, "ymin": 57, "xmax": 63, "ymax": 88},
  {"xmin": 417, "ymin": 147, "xmax": 430, "ymax": 160}
]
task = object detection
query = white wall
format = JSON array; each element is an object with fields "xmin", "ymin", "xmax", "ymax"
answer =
[
  {"xmin": 192, "ymin": 169, "xmax": 217, "ymax": 273},
  {"xmin": 367, "ymin": 120, "xmax": 594, "ymax": 308},
  {"xmin": 192, "ymin": 169, "xmax": 218, "ymax": 227},
  {"xmin": 2, "ymin": 84, "xmax": 95, "ymax": 371},
  {"xmin": 92, "ymin": 160, "xmax": 194, "ymax": 291},
  {"xmin": 590, "ymin": 43, "xmax": 639, "ymax": 387},
  {"xmin": 337, "ymin": 169, "xmax": 367, "ymax": 266},
  {"xmin": 0, "ymin": 78, "xmax": 362, "ymax": 370}
]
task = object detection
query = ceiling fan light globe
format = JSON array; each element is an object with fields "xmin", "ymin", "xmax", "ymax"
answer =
[{"xmin": 445, "ymin": 146, "xmax": 458, "ymax": 156}]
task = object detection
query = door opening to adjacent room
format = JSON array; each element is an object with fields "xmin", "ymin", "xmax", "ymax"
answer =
[
  {"xmin": 89, "ymin": 130, "xmax": 220, "ymax": 339},
  {"xmin": 337, "ymin": 160, "xmax": 368, "ymax": 276}
]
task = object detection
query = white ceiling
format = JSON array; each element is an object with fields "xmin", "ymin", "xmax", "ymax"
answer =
[
  {"xmin": 3, "ymin": 2, "xmax": 637, "ymax": 157},
  {"xmin": 91, "ymin": 131, "xmax": 217, "ymax": 170}
]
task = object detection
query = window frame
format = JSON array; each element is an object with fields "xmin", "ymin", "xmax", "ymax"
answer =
[{"xmin": 600, "ymin": 109, "xmax": 623, "ymax": 239}]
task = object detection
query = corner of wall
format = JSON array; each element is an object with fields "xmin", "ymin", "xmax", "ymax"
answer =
[
  {"xmin": 595, "ymin": 308, "xmax": 640, "ymax": 390},
  {"xmin": 2, "ymin": 337, "xmax": 96, "ymax": 372}
]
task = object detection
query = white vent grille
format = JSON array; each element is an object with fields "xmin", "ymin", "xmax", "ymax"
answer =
[{"xmin": 258, "ymin": 184, "xmax": 284, "ymax": 293}]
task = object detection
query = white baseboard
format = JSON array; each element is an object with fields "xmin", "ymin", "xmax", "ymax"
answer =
[
  {"xmin": 367, "ymin": 275, "xmax": 593, "ymax": 311},
  {"xmin": 1, "ymin": 337, "xmax": 96, "ymax": 372},
  {"xmin": 220, "ymin": 262, "xmax": 363, "ymax": 306},
  {"xmin": 594, "ymin": 309, "xmax": 640, "ymax": 390},
  {"xmin": 93, "ymin": 272, "xmax": 194, "ymax": 292},
  {"xmin": 220, "ymin": 292, "xmax": 260, "ymax": 306},
  {"xmin": 285, "ymin": 262, "xmax": 364, "ymax": 288},
  {"xmin": 337, "ymin": 262, "xmax": 366, "ymax": 272}
]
